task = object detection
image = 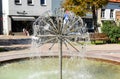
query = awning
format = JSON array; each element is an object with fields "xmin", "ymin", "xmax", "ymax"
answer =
[{"xmin": 11, "ymin": 16, "xmax": 35, "ymax": 21}]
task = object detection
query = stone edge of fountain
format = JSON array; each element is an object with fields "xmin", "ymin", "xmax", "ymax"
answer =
[{"xmin": 0, "ymin": 50, "xmax": 120, "ymax": 65}]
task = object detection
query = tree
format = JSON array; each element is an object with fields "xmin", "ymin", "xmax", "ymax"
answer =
[
  {"xmin": 62, "ymin": 0, "xmax": 88, "ymax": 16},
  {"xmin": 62, "ymin": 0, "xmax": 109, "ymax": 32}
]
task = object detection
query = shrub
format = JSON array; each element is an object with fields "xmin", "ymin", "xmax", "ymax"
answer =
[{"xmin": 101, "ymin": 21, "xmax": 120, "ymax": 43}]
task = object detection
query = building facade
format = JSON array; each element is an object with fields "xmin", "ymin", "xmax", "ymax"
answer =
[
  {"xmin": 2, "ymin": 0, "xmax": 52, "ymax": 35},
  {"xmin": 97, "ymin": 0, "xmax": 120, "ymax": 26}
]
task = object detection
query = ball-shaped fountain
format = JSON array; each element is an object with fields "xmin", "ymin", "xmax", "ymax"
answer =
[{"xmin": 32, "ymin": 8, "xmax": 88, "ymax": 79}]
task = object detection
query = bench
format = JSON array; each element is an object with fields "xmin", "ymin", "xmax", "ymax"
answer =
[{"xmin": 89, "ymin": 33, "xmax": 110, "ymax": 43}]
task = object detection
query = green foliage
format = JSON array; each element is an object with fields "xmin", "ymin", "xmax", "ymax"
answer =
[
  {"xmin": 62, "ymin": 0, "xmax": 87, "ymax": 16},
  {"xmin": 101, "ymin": 21, "xmax": 120, "ymax": 43},
  {"xmin": 62, "ymin": 0, "xmax": 108, "ymax": 16}
]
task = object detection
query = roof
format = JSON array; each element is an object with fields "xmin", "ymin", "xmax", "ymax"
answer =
[{"xmin": 109, "ymin": 0, "xmax": 120, "ymax": 2}]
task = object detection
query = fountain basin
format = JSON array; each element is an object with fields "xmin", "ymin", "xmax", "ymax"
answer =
[{"xmin": 0, "ymin": 50, "xmax": 120, "ymax": 79}]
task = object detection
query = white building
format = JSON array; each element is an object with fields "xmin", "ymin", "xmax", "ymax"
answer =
[
  {"xmin": 97, "ymin": 1, "xmax": 120, "ymax": 25},
  {"xmin": 2, "ymin": 0, "xmax": 52, "ymax": 35}
]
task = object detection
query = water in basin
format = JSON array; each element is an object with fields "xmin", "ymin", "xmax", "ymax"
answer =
[{"xmin": 0, "ymin": 58, "xmax": 120, "ymax": 79}]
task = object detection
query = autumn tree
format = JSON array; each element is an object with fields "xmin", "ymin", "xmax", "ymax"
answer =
[{"xmin": 62, "ymin": 0, "xmax": 108, "ymax": 32}]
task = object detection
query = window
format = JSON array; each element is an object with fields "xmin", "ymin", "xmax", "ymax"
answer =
[
  {"xmin": 28, "ymin": 0, "xmax": 34, "ymax": 5},
  {"xmin": 15, "ymin": 0, "xmax": 21, "ymax": 5},
  {"xmin": 110, "ymin": 9, "xmax": 114, "ymax": 18},
  {"xmin": 101, "ymin": 9, "xmax": 105, "ymax": 18},
  {"xmin": 40, "ymin": 0, "xmax": 46, "ymax": 5}
]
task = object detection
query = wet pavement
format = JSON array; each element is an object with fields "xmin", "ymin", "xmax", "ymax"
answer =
[{"xmin": 0, "ymin": 35, "xmax": 120, "ymax": 64}]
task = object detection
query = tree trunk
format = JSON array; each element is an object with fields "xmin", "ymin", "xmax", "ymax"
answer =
[{"xmin": 92, "ymin": 5, "xmax": 97, "ymax": 32}]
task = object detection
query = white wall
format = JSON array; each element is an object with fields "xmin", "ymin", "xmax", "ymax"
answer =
[
  {"xmin": 2, "ymin": 0, "xmax": 9, "ymax": 15},
  {"xmin": 101, "ymin": 9, "xmax": 120, "ymax": 21},
  {"xmin": 101, "ymin": 2, "xmax": 120, "ymax": 21},
  {"xmin": 8, "ymin": 0, "xmax": 52, "ymax": 16},
  {"xmin": 2, "ymin": 0, "xmax": 9, "ymax": 35}
]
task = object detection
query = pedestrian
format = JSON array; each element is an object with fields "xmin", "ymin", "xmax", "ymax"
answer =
[
  {"xmin": 23, "ymin": 28, "xmax": 29, "ymax": 36},
  {"xmin": 63, "ymin": 10, "xmax": 69, "ymax": 24}
]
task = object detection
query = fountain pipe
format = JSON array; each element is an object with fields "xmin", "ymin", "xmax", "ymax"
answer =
[{"xmin": 59, "ymin": 36, "xmax": 63, "ymax": 79}]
